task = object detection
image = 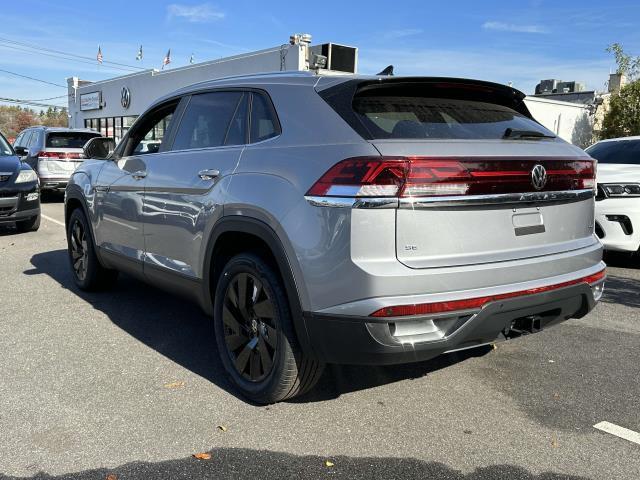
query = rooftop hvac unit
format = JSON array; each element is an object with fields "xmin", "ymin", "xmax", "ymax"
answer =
[
  {"xmin": 536, "ymin": 79, "xmax": 561, "ymax": 94},
  {"xmin": 309, "ymin": 43, "xmax": 358, "ymax": 74}
]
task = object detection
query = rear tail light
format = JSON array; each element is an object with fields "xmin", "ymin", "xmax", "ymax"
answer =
[
  {"xmin": 306, "ymin": 156, "xmax": 595, "ymax": 198},
  {"xmin": 37, "ymin": 151, "xmax": 84, "ymax": 159},
  {"xmin": 370, "ymin": 269, "xmax": 606, "ymax": 318}
]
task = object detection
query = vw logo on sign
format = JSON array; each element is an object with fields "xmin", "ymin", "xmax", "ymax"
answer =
[
  {"xmin": 531, "ymin": 164, "xmax": 548, "ymax": 191},
  {"xmin": 121, "ymin": 86, "xmax": 131, "ymax": 109}
]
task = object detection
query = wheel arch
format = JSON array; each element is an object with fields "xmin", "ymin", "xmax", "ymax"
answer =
[{"xmin": 203, "ymin": 216, "xmax": 316, "ymax": 359}]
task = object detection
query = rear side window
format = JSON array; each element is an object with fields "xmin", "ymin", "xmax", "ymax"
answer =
[
  {"xmin": 250, "ymin": 93, "xmax": 279, "ymax": 143},
  {"xmin": 46, "ymin": 132, "xmax": 100, "ymax": 148},
  {"xmin": 586, "ymin": 140, "xmax": 640, "ymax": 164},
  {"xmin": 172, "ymin": 91, "xmax": 246, "ymax": 150},
  {"xmin": 353, "ymin": 96, "xmax": 551, "ymax": 140}
]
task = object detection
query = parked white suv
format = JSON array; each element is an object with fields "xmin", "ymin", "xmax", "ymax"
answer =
[{"xmin": 586, "ymin": 136, "xmax": 640, "ymax": 253}]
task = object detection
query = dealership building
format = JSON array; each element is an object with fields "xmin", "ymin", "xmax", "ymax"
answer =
[
  {"xmin": 66, "ymin": 35, "xmax": 357, "ymax": 142},
  {"xmin": 66, "ymin": 34, "xmax": 594, "ymax": 147}
]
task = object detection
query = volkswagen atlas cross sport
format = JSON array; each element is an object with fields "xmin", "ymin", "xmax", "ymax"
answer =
[
  {"xmin": 586, "ymin": 136, "xmax": 640, "ymax": 253},
  {"xmin": 64, "ymin": 73, "xmax": 605, "ymax": 403},
  {"xmin": 14, "ymin": 127, "xmax": 101, "ymax": 191},
  {"xmin": 0, "ymin": 130, "xmax": 40, "ymax": 232}
]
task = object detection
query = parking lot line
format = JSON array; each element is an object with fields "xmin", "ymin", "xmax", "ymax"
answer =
[
  {"xmin": 594, "ymin": 421, "xmax": 640, "ymax": 445},
  {"xmin": 42, "ymin": 214, "xmax": 65, "ymax": 227}
]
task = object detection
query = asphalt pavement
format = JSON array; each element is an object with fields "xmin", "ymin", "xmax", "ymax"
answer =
[{"xmin": 0, "ymin": 195, "xmax": 638, "ymax": 479}]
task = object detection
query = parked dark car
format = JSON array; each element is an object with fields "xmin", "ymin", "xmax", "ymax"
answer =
[
  {"xmin": 0, "ymin": 130, "xmax": 40, "ymax": 232},
  {"xmin": 13, "ymin": 127, "xmax": 101, "ymax": 191}
]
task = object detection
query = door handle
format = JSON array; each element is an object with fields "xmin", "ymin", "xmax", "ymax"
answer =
[
  {"xmin": 131, "ymin": 170, "xmax": 147, "ymax": 180},
  {"xmin": 198, "ymin": 169, "xmax": 220, "ymax": 181}
]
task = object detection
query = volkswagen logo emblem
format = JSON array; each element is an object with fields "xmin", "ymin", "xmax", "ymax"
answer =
[
  {"xmin": 531, "ymin": 164, "xmax": 547, "ymax": 191},
  {"xmin": 121, "ymin": 87, "xmax": 131, "ymax": 109}
]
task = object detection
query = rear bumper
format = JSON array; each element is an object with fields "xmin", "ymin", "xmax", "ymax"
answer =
[{"xmin": 304, "ymin": 282, "xmax": 600, "ymax": 365}]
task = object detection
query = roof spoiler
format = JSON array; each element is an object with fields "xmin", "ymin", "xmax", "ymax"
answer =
[{"xmin": 317, "ymin": 76, "xmax": 532, "ymax": 141}]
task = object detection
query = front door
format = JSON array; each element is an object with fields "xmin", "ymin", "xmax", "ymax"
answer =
[
  {"xmin": 93, "ymin": 100, "xmax": 180, "ymax": 275},
  {"xmin": 143, "ymin": 90, "xmax": 249, "ymax": 280}
]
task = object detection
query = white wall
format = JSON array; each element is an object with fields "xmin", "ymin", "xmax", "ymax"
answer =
[
  {"xmin": 524, "ymin": 96, "xmax": 593, "ymax": 148},
  {"xmin": 67, "ymin": 44, "xmax": 306, "ymax": 129}
]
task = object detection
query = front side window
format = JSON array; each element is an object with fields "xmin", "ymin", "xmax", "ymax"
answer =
[
  {"xmin": 126, "ymin": 102, "xmax": 178, "ymax": 156},
  {"xmin": 172, "ymin": 91, "xmax": 247, "ymax": 151}
]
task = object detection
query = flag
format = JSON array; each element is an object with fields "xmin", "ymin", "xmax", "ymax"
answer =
[
  {"xmin": 189, "ymin": 53, "xmax": 195, "ymax": 64},
  {"xmin": 136, "ymin": 45, "xmax": 143, "ymax": 61},
  {"xmin": 162, "ymin": 49, "xmax": 171, "ymax": 69},
  {"xmin": 96, "ymin": 46, "xmax": 103, "ymax": 64}
]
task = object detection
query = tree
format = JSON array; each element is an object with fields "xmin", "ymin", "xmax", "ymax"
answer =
[
  {"xmin": 606, "ymin": 43, "xmax": 640, "ymax": 80},
  {"xmin": 600, "ymin": 80, "xmax": 640, "ymax": 139}
]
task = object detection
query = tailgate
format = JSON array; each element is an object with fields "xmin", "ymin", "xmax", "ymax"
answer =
[{"xmin": 374, "ymin": 140, "xmax": 596, "ymax": 269}]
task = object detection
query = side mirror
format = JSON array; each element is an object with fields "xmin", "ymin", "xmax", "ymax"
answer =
[
  {"xmin": 14, "ymin": 146, "xmax": 27, "ymax": 157},
  {"xmin": 83, "ymin": 137, "xmax": 116, "ymax": 160}
]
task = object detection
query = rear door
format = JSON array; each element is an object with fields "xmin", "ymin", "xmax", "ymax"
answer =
[
  {"xmin": 142, "ymin": 90, "xmax": 249, "ymax": 280},
  {"xmin": 325, "ymin": 79, "xmax": 597, "ymax": 268}
]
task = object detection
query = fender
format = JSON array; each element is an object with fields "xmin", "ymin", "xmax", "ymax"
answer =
[
  {"xmin": 64, "ymin": 184, "xmax": 97, "ymax": 249},
  {"xmin": 202, "ymin": 216, "xmax": 316, "ymax": 359}
]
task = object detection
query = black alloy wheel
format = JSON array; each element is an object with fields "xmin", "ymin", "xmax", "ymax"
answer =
[
  {"xmin": 69, "ymin": 218, "xmax": 89, "ymax": 282},
  {"xmin": 222, "ymin": 272, "xmax": 278, "ymax": 382}
]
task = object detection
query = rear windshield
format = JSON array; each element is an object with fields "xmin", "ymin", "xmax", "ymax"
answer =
[
  {"xmin": 46, "ymin": 132, "xmax": 100, "ymax": 149},
  {"xmin": 586, "ymin": 139, "xmax": 640, "ymax": 164},
  {"xmin": 353, "ymin": 96, "xmax": 552, "ymax": 140}
]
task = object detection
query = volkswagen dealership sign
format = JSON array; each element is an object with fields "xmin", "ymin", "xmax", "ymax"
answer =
[{"xmin": 80, "ymin": 91, "xmax": 101, "ymax": 111}]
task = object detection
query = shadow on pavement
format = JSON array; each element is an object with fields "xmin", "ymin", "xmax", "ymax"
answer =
[
  {"xmin": 603, "ymin": 250, "xmax": 640, "ymax": 269},
  {"xmin": 26, "ymin": 249, "xmax": 490, "ymax": 404},
  {"xmin": 0, "ymin": 448, "xmax": 590, "ymax": 480},
  {"xmin": 39, "ymin": 191, "xmax": 65, "ymax": 203}
]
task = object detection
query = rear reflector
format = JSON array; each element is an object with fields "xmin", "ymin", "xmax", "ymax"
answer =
[
  {"xmin": 370, "ymin": 269, "xmax": 606, "ymax": 317},
  {"xmin": 38, "ymin": 151, "xmax": 84, "ymax": 160},
  {"xmin": 306, "ymin": 156, "xmax": 595, "ymax": 198}
]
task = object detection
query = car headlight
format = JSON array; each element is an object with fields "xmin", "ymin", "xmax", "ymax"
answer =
[
  {"xmin": 14, "ymin": 169, "xmax": 38, "ymax": 184},
  {"xmin": 600, "ymin": 183, "xmax": 640, "ymax": 197}
]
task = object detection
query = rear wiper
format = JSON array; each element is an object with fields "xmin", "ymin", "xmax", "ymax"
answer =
[{"xmin": 503, "ymin": 128, "xmax": 556, "ymax": 140}]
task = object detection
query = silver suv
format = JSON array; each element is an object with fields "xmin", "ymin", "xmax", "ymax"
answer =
[
  {"xmin": 65, "ymin": 73, "xmax": 605, "ymax": 403},
  {"xmin": 14, "ymin": 127, "xmax": 101, "ymax": 191}
]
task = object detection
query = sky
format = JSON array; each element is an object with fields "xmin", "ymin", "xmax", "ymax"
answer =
[{"xmin": 1, "ymin": 0, "xmax": 639, "ymax": 110}]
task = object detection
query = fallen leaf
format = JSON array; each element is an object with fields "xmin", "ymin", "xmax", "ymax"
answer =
[
  {"xmin": 164, "ymin": 381, "xmax": 185, "ymax": 389},
  {"xmin": 551, "ymin": 434, "xmax": 558, "ymax": 448},
  {"xmin": 552, "ymin": 393, "xmax": 560, "ymax": 400},
  {"xmin": 193, "ymin": 452, "xmax": 212, "ymax": 460},
  {"xmin": 325, "ymin": 460, "xmax": 335, "ymax": 467},
  {"xmin": 106, "ymin": 474, "xmax": 117, "ymax": 480},
  {"xmin": 217, "ymin": 425, "xmax": 228, "ymax": 432}
]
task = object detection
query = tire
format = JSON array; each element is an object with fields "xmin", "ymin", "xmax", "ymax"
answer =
[
  {"xmin": 67, "ymin": 208, "xmax": 118, "ymax": 291},
  {"xmin": 16, "ymin": 214, "xmax": 40, "ymax": 233},
  {"xmin": 213, "ymin": 253, "xmax": 324, "ymax": 404}
]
